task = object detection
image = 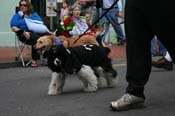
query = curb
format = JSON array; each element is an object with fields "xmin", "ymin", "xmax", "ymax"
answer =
[{"xmin": 0, "ymin": 61, "xmax": 22, "ymax": 68}]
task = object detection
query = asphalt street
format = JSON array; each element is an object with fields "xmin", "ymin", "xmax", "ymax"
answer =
[{"xmin": 0, "ymin": 62, "xmax": 175, "ymax": 116}]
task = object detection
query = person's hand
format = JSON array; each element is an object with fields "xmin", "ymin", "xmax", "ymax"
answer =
[
  {"xmin": 118, "ymin": 11, "xmax": 124, "ymax": 19},
  {"xmin": 23, "ymin": 31, "xmax": 30, "ymax": 40}
]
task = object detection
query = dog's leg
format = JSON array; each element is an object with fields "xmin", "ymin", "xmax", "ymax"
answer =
[
  {"xmin": 78, "ymin": 75, "xmax": 88, "ymax": 89},
  {"xmin": 57, "ymin": 72, "xmax": 65, "ymax": 94},
  {"xmin": 78, "ymin": 65, "xmax": 98, "ymax": 92},
  {"xmin": 104, "ymin": 69, "xmax": 118, "ymax": 88},
  {"xmin": 93, "ymin": 67, "xmax": 106, "ymax": 88},
  {"xmin": 48, "ymin": 72, "xmax": 65, "ymax": 95},
  {"xmin": 48, "ymin": 72, "xmax": 59, "ymax": 95}
]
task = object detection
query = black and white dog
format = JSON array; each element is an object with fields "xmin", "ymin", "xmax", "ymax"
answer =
[{"xmin": 43, "ymin": 44, "xmax": 117, "ymax": 95}]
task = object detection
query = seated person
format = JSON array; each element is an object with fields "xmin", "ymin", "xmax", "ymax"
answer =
[
  {"xmin": 62, "ymin": 4, "xmax": 102, "ymax": 45},
  {"xmin": 10, "ymin": 0, "xmax": 50, "ymax": 67}
]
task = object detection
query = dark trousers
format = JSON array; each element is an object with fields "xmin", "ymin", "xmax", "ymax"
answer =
[{"xmin": 124, "ymin": 0, "xmax": 175, "ymax": 98}]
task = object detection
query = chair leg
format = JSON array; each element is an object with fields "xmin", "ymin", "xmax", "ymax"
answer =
[
  {"xmin": 26, "ymin": 60, "xmax": 32, "ymax": 67},
  {"xmin": 15, "ymin": 35, "xmax": 32, "ymax": 67},
  {"xmin": 17, "ymin": 43, "xmax": 26, "ymax": 67}
]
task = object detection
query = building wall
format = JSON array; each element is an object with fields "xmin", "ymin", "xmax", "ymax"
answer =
[{"xmin": 0, "ymin": 0, "xmax": 19, "ymax": 47}]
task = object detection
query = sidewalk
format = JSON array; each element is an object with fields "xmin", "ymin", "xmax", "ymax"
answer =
[
  {"xmin": 0, "ymin": 46, "xmax": 32, "ymax": 68},
  {"xmin": 0, "ymin": 44, "xmax": 126, "ymax": 68}
]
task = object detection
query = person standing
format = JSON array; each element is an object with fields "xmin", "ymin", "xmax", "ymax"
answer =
[
  {"xmin": 60, "ymin": 0, "xmax": 70, "ymax": 24},
  {"xmin": 100, "ymin": 0, "xmax": 125, "ymax": 45},
  {"xmin": 110, "ymin": 0, "xmax": 175, "ymax": 111},
  {"xmin": 79, "ymin": 0, "xmax": 97, "ymax": 24}
]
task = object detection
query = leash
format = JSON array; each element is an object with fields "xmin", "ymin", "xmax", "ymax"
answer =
[
  {"xmin": 73, "ymin": 21, "xmax": 124, "ymax": 44},
  {"xmin": 72, "ymin": 0, "xmax": 120, "ymax": 44}
]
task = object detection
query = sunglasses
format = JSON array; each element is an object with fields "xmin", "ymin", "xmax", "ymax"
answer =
[{"xmin": 20, "ymin": 4, "xmax": 27, "ymax": 7}]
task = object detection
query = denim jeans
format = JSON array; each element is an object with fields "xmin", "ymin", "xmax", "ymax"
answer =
[
  {"xmin": 151, "ymin": 38, "xmax": 167, "ymax": 56},
  {"xmin": 100, "ymin": 7, "xmax": 125, "ymax": 42}
]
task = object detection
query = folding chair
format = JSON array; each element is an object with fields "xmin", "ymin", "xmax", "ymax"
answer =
[{"xmin": 15, "ymin": 35, "xmax": 32, "ymax": 67}]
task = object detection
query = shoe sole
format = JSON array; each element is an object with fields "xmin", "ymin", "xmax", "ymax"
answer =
[
  {"xmin": 152, "ymin": 64, "xmax": 173, "ymax": 71},
  {"xmin": 110, "ymin": 102, "xmax": 145, "ymax": 111}
]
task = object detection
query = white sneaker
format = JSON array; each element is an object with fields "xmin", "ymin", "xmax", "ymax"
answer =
[{"xmin": 110, "ymin": 93, "xmax": 144, "ymax": 111}]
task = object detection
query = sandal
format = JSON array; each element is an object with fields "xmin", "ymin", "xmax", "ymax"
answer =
[{"xmin": 31, "ymin": 62, "xmax": 38, "ymax": 67}]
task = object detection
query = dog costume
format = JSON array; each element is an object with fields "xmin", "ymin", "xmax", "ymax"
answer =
[{"xmin": 43, "ymin": 44, "xmax": 117, "ymax": 95}]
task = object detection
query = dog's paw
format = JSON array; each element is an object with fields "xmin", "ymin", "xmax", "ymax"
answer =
[
  {"xmin": 97, "ymin": 77, "xmax": 107, "ymax": 88},
  {"xmin": 107, "ymin": 77, "xmax": 118, "ymax": 88},
  {"xmin": 48, "ymin": 89, "xmax": 62, "ymax": 95},
  {"xmin": 83, "ymin": 86, "xmax": 98, "ymax": 92}
]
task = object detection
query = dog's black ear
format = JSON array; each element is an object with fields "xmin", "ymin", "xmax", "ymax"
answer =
[{"xmin": 53, "ymin": 45, "xmax": 73, "ymax": 73}]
